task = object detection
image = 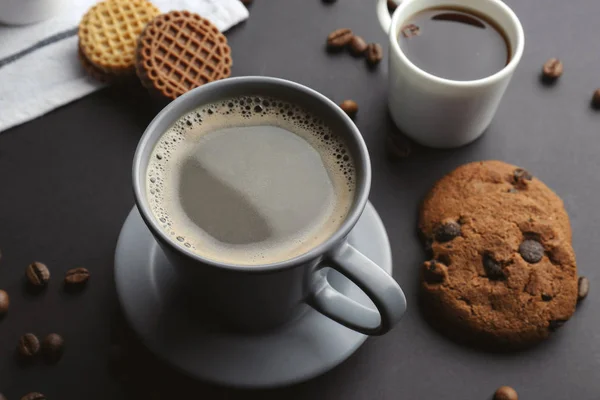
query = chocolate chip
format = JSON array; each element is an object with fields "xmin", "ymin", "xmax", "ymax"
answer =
[
  {"xmin": 21, "ymin": 393, "xmax": 46, "ymax": 400},
  {"xmin": 339, "ymin": 100, "xmax": 358, "ymax": 118},
  {"xmin": 514, "ymin": 168, "xmax": 532, "ymax": 181},
  {"xmin": 423, "ymin": 260, "xmax": 446, "ymax": 283},
  {"xmin": 349, "ymin": 35, "xmax": 368, "ymax": 56},
  {"xmin": 542, "ymin": 58, "xmax": 563, "ymax": 80},
  {"xmin": 578, "ymin": 276, "xmax": 590, "ymax": 301},
  {"xmin": 512, "ymin": 168, "xmax": 532, "ymax": 190},
  {"xmin": 327, "ymin": 28, "xmax": 353, "ymax": 48},
  {"xmin": 494, "ymin": 386, "xmax": 518, "ymax": 400},
  {"xmin": 483, "ymin": 253, "xmax": 505, "ymax": 280},
  {"xmin": 0, "ymin": 289, "xmax": 9, "ymax": 316},
  {"xmin": 549, "ymin": 319, "xmax": 567, "ymax": 332},
  {"xmin": 434, "ymin": 220, "xmax": 461, "ymax": 242},
  {"xmin": 366, "ymin": 43, "xmax": 383, "ymax": 65},
  {"xmin": 541, "ymin": 293, "xmax": 553, "ymax": 301},
  {"xmin": 26, "ymin": 262, "xmax": 50, "ymax": 287},
  {"xmin": 18, "ymin": 333, "xmax": 40, "ymax": 358},
  {"xmin": 519, "ymin": 240, "xmax": 544, "ymax": 263}
]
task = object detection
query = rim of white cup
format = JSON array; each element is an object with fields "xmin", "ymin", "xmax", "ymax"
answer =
[{"xmin": 389, "ymin": 0, "xmax": 525, "ymax": 87}]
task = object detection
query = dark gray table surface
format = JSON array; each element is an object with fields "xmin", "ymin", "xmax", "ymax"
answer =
[{"xmin": 1, "ymin": 0, "xmax": 599, "ymax": 398}]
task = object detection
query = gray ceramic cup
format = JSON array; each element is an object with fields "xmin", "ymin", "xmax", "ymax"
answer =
[{"xmin": 132, "ymin": 77, "xmax": 407, "ymax": 335}]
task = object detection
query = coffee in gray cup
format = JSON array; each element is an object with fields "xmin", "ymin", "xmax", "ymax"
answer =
[{"xmin": 146, "ymin": 96, "xmax": 356, "ymax": 266}]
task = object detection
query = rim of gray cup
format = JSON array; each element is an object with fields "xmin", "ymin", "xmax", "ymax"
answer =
[{"xmin": 132, "ymin": 76, "xmax": 372, "ymax": 273}]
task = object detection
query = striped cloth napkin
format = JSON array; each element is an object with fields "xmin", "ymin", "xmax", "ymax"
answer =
[{"xmin": 0, "ymin": 0, "xmax": 248, "ymax": 132}]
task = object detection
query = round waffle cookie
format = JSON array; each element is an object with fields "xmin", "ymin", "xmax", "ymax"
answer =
[
  {"xmin": 135, "ymin": 11, "xmax": 232, "ymax": 100},
  {"xmin": 78, "ymin": 0, "xmax": 160, "ymax": 75}
]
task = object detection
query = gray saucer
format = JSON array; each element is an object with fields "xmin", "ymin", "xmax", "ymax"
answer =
[{"xmin": 114, "ymin": 202, "xmax": 393, "ymax": 388}]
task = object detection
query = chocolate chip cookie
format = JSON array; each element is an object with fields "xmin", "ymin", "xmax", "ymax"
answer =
[{"xmin": 419, "ymin": 161, "xmax": 578, "ymax": 348}]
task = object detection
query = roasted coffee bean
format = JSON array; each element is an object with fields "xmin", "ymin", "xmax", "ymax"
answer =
[
  {"xmin": 42, "ymin": 333, "xmax": 64, "ymax": 363},
  {"xmin": 519, "ymin": 240, "xmax": 544, "ymax": 264},
  {"xmin": 65, "ymin": 267, "xmax": 90, "ymax": 287},
  {"xmin": 549, "ymin": 319, "xmax": 566, "ymax": 332},
  {"xmin": 0, "ymin": 289, "xmax": 9, "ymax": 315},
  {"xmin": 327, "ymin": 28, "xmax": 353, "ymax": 48},
  {"xmin": 339, "ymin": 100, "xmax": 358, "ymax": 118},
  {"xmin": 21, "ymin": 393, "xmax": 46, "ymax": 400},
  {"xmin": 387, "ymin": 0, "xmax": 398, "ymax": 12},
  {"xmin": 435, "ymin": 220, "xmax": 461, "ymax": 242},
  {"xmin": 366, "ymin": 43, "xmax": 383, "ymax": 65},
  {"xmin": 18, "ymin": 333, "xmax": 40, "ymax": 358},
  {"xmin": 349, "ymin": 35, "xmax": 368, "ymax": 56},
  {"xmin": 494, "ymin": 386, "xmax": 518, "ymax": 400},
  {"xmin": 26, "ymin": 262, "xmax": 50, "ymax": 287},
  {"xmin": 592, "ymin": 89, "xmax": 600, "ymax": 109},
  {"xmin": 541, "ymin": 293, "xmax": 553, "ymax": 301},
  {"xmin": 482, "ymin": 253, "xmax": 505, "ymax": 280},
  {"xmin": 542, "ymin": 58, "xmax": 563, "ymax": 79},
  {"xmin": 423, "ymin": 260, "xmax": 446, "ymax": 283},
  {"xmin": 578, "ymin": 276, "xmax": 590, "ymax": 301},
  {"xmin": 387, "ymin": 133, "xmax": 412, "ymax": 159}
]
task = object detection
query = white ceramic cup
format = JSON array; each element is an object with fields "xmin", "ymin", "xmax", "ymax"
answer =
[
  {"xmin": 376, "ymin": 0, "xmax": 524, "ymax": 148},
  {"xmin": 0, "ymin": 0, "xmax": 64, "ymax": 25}
]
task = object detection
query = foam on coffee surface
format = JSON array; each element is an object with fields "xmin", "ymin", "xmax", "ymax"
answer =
[{"xmin": 147, "ymin": 96, "xmax": 356, "ymax": 265}]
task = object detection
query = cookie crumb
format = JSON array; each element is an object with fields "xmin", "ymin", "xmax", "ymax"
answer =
[
  {"xmin": 422, "ymin": 260, "xmax": 447, "ymax": 284},
  {"xmin": 578, "ymin": 276, "xmax": 590, "ymax": 301}
]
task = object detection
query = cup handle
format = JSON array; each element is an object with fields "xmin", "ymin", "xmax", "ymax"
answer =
[
  {"xmin": 377, "ymin": 0, "xmax": 400, "ymax": 34},
  {"xmin": 307, "ymin": 241, "xmax": 407, "ymax": 335}
]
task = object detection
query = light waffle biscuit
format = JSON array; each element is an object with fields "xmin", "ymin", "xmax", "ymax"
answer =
[
  {"xmin": 135, "ymin": 11, "xmax": 232, "ymax": 100},
  {"xmin": 78, "ymin": 0, "xmax": 160, "ymax": 75}
]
